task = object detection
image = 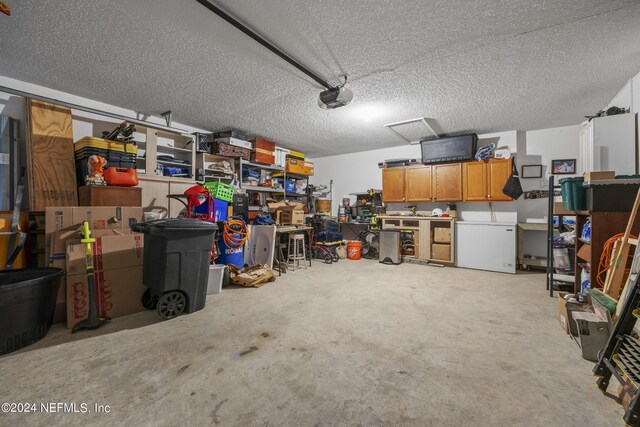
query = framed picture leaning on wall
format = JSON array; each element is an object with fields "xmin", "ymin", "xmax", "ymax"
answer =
[
  {"xmin": 551, "ymin": 159, "xmax": 576, "ymax": 175},
  {"xmin": 521, "ymin": 164, "xmax": 543, "ymax": 178}
]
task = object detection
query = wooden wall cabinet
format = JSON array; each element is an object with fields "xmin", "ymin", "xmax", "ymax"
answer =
[
  {"xmin": 382, "ymin": 159, "xmax": 513, "ymax": 204},
  {"xmin": 487, "ymin": 158, "xmax": 513, "ymax": 201},
  {"xmin": 406, "ymin": 165, "xmax": 432, "ymax": 202},
  {"xmin": 432, "ymin": 163, "xmax": 462, "ymax": 202},
  {"xmin": 462, "ymin": 161, "xmax": 487, "ymax": 201},
  {"xmin": 382, "ymin": 167, "xmax": 406, "ymax": 203},
  {"xmin": 462, "ymin": 158, "xmax": 513, "ymax": 202}
]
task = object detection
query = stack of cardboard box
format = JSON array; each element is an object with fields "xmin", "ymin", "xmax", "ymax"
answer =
[
  {"xmin": 45, "ymin": 207, "xmax": 146, "ymax": 328},
  {"xmin": 267, "ymin": 202, "xmax": 305, "ymax": 225},
  {"xmin": 432, "ymin": 227, "xmax": 452, "ymax": 261}
]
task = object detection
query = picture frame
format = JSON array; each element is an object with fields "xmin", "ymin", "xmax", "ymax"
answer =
[
  {"xmin": 551, "ymin": 159, "xmax": 576, "ymax": 175},
  {"xmin": 521, "ymin": 164, "xmax": 543, "ymax": 178}
]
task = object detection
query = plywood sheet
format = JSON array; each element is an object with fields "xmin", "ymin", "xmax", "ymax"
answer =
[{"xmin": 26, "ymin": 99, "xmax": 78, "ymax": 210}]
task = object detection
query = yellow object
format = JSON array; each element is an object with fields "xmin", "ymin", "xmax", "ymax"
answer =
[
  {"xmin": 288, "ymin": 150, "xmax": 305, "ymax": 159},
  {"xmin": 81, "ymin": 221, "xmax": 95, "ymax": 272},
  {"xmin": 0, "ymin": 211, "xmax": 28, "ymax": 270},
  {"xmin": 285, "ymin": 158, "xmax": 314, "ymax": 176},
  {"xmin": 74, "ymin": 137, "xmax": 138, "ymax": 155}
]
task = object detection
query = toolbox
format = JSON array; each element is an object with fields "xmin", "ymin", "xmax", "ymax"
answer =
[{"xmin": 286, "ymin": 158, "xmax": 314, "ymax": 176}]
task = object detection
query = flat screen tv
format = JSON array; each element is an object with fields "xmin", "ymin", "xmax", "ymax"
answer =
[{"xmin": 420, "ymin": 133, "xmax": 478, "ymax": 164}]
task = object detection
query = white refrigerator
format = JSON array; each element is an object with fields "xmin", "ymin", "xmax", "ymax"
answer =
[{"xmin": 455, "ymin": 222, "xmax": 517, "ymax": 274}]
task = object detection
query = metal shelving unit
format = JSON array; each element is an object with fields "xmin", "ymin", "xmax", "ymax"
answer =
[
  {"xmin": 546, "ymin": 175, "xmax": 576, "ymax": 297},
  {"xmin": 236, "ymin": 158, "xmax": 311, "ymax": 203}
]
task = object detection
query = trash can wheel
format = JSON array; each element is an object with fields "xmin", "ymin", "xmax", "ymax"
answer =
[
  {"xmin": 156, "ymin": 291, "xmax": 187, "ymax": 320},
  {"xmin": 141, "ymin": 289, "xmax": 158, "ymax": 310}
]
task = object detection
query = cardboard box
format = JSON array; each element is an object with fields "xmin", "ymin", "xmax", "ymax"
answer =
[
  {"xmin": 253, "ymin": 138, "xmax": 276, "ymax": 152},
  {"xmin": 65, "ymin": 233, "xmax": 143, "ymax": 276},
  {"xmin": 583, "ymin": 171, "xmax": 615, "ymax": 183},
  {"xmin": 66, "ymin": 266, "xmax": 145, "ymax": 329},
  {"xmin": 65, "ymin": 233, "xmax": 145, "ymax": 328},
  {"xmin": 433, "ymin": 227, "xmax": 451, "ymax": 244},
  {"xmin": 279, "ymin": 207, "xmax": 305, "ymax": 225},
  {"xmin": 48, "ymin": 228, "xmax": 132, "ymax": 324},
  {"xmin": 78, "ymin": 186, "xmax": 142, "ymax": 207},
  {"xmin": 558, "ymin": 292, "xmax": 592, "ymax": 336},
  {"xmin": 45, "ymin": 207, "xmax": 143, "ymax": 236},
  {"xmin": 45, "ymin": 206, "xmax": 143, "ymax": 261},
  {"xmin": 285, "ymin": 159, "xmax": 314, "ymax": 176},
  {"xmin": 431, "ymin": 243, "xmax": 451, "ymax": 261},
  {"xmin": 267, "ymin": 201, "xmax": 304, "ymax": 213},
  {"xmin": 553, "ymin": 201, "xmax": 576, "ymax": 215}
]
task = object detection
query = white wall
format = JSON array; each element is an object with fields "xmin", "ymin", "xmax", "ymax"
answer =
[
  {"xmin": 311, "ymin": 131, "xmax": 520, "ymax": 223},
  {"xmin": 607, "ymin": 81, "xmax": 633, "ymax": 110},
  {"xmin": 311, "ymin": 125, "xmax": 583, "ymax": 257},
  {"xmin": 604, "ymin": 71, "xmax": 639, "ymax": 168}
]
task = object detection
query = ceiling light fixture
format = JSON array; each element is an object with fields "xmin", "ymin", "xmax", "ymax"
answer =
[{"xmin": 351, "ymin": 104, "xmax": 385, "ymax": 122}]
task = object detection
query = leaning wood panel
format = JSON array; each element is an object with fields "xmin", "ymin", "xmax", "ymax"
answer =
[{"xmin": 26, "ymin": 99, "xmax": 78, "ymax": 210}]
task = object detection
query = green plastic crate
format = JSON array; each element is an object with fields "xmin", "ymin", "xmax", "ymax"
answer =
[
  {"xmin": 203, "ymin": 182, "xmax": 235, "ymax": 203},
  {"xmin": 560, "ymin": 177, "xmax": 585, "ymax": 210}
]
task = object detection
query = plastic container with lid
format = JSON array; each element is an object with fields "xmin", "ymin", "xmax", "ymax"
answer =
[{"xmin": 132, "ymin": 219, "xmax": 217, "ymax": 318}]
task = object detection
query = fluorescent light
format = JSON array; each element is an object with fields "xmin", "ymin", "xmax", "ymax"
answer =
[{"xmin": 351, "ymin": 105, "xmax": 385, "ymax": 122}]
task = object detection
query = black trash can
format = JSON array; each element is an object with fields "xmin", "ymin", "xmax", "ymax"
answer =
[
  {"xmin": 132, "ymin": 219, "xmax": 217, "ymax": 319},
  {"xmin": 0, "ymin": 268, "xmax": 64, "ymax": 355}
]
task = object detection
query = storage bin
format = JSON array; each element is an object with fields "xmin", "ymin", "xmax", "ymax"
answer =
[
  {"xmin": 194, "ymin": 198, "xmax": 228, "ymax": 221},
  {"xmin": 0, "ymin": 268, "xmax": 63, "ymax": 355},
  {"xmin": 202, "ymin": 181, "xmax": 235, "ymax": 203},
  {"xmin": 207, "ymin": 265, "xmax": 225, "ymax": 295},
  {"xmin": 74, "ymin": 136, "xmax": 138, "ymax": 155},
  {"xmin": 131, "ymin": 219, "xmax": 217, "ymax": 316},
  {"xmin": 586, "ymin": 182, "xmax": 640, "ymax": 211},
  {"xmin": 560, "ymin": 177, "xmax": 585, "ymax": 210}
]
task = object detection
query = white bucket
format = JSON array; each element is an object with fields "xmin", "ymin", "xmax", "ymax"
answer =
[{"xmin": 207, "ymin": 265, "xmax": 225, "ymax": 295}]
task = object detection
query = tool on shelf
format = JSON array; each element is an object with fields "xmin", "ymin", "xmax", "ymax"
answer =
[{"xmin": 71, "ymin": 221, "xmax": 110, "ymax": 333}]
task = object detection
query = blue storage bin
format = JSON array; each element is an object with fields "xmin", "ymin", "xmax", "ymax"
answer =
[
  {"xmin": 285, "ymin": 180, "xmax": 297, "ymax": 193},
  {"xmin": 194, "ymin": 198, "xmax": 228, "ymax": 221}
]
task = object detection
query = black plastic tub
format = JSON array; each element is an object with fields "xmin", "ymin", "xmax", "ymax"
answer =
[{"xmin": 0, "ymin": 268, "xmax": 63, "ymax": 355}]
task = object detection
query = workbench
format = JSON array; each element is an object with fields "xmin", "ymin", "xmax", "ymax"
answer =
[
  {"xmin": 273, "ymin": 225, "xmax": 312, "ymax": 275},
  {"xmin": 378, "ymin": 215, "xmax": 455, "ymax": 264}
]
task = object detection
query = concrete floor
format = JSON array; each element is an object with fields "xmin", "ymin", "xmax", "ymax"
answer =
[{"xmin": 0, "ymin": 261, "xmax": 623, "ymax": 426}]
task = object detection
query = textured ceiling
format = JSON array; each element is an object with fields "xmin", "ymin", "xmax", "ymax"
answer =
[{"xmin": 1, "ymin": 0, "xmax": 640, "ymax": 157}]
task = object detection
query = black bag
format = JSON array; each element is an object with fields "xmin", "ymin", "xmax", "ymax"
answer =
[{"xmin": 502, "ymin": 161, "xmax": 523, "ymax": 200}]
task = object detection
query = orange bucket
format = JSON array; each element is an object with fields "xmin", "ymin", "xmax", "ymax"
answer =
[{"xmin": 347, "ymin": 240, "xmax": 362, "ymax": 260}]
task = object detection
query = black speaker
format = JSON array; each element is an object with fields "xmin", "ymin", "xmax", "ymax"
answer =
[{"xmin": 232, "ymin": 194, "xmax": 249, "ymax": 222}]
